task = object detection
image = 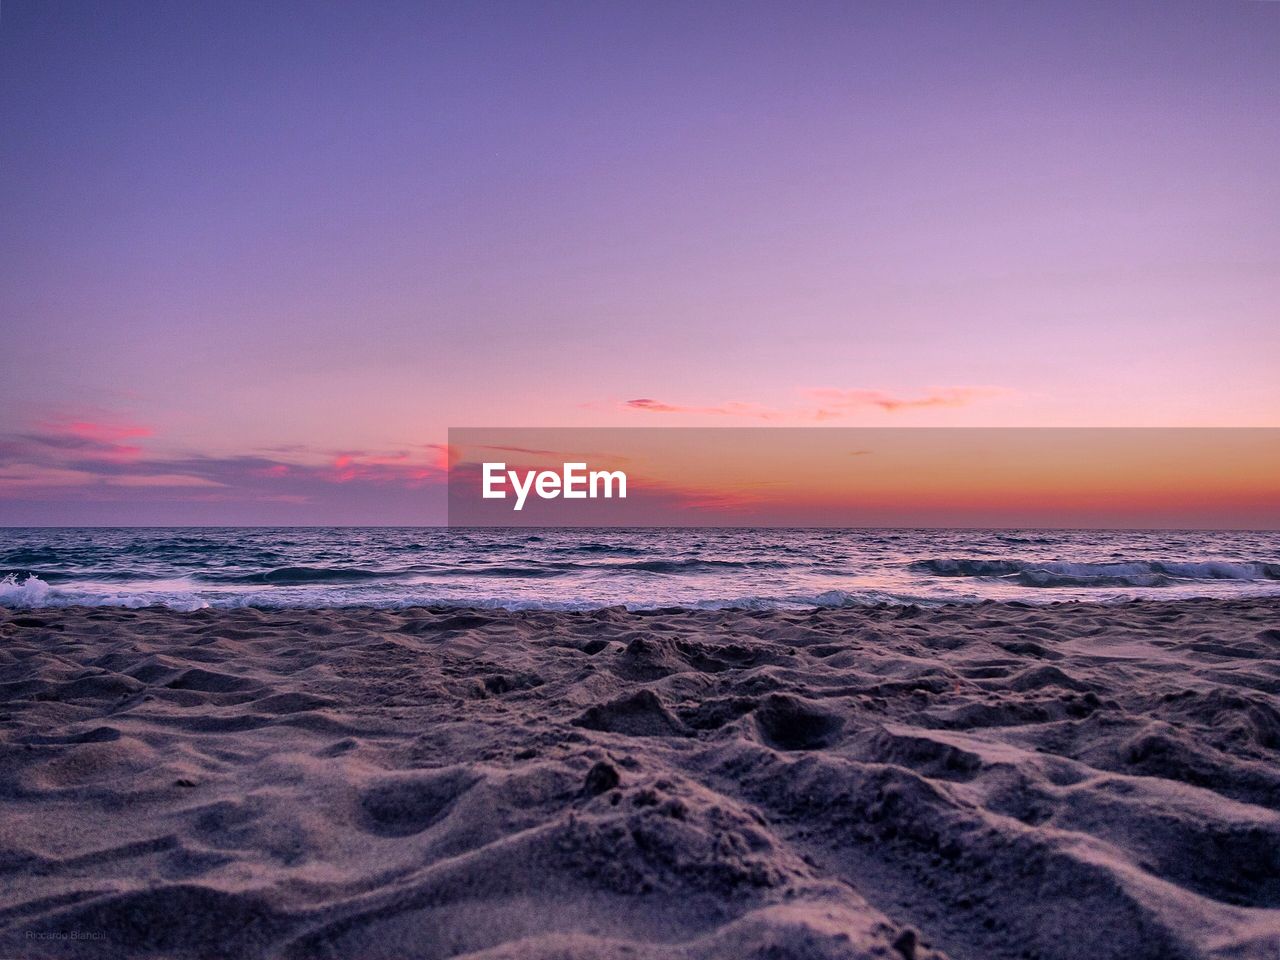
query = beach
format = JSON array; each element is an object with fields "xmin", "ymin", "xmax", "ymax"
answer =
[
  {"xmin": 5, "ymin": 1, "xmax": 1279, "ymax": 957},
  {"xmin": 2, "ymin": 599, "xmax": 1278, "ymax": 959}
]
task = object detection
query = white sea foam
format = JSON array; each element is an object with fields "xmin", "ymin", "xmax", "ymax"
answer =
[
  {"xmin": 0, "ymin": 573, "xmax": 52, "ymax": 607},
  {"xmin": 0, "ymin": 573, "xmax": 209, "ymax": 611}
]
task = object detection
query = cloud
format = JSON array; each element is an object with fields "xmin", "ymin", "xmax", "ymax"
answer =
[
  {"xmin": 0, "ymin": 465, "xmax": 98, "ymax": 490},
  {"xmin": 622, "ymin": 398, "xmax": 781, "ymax": 419},
  {"xmin": 0, "ymin": 463, "xmax": 218, "ymax": 492},
  {"xmin": 327, "ymin": 450, "xmax": 442, "ymax": 486},
  {"xmin": 464, "ymin": 444, "xmax": 632, "ymax": 473},
  {"xmin": 805, "ymin": 386, "xmax": 1009, "ymax": 414},
  {"xmin": 621, "ymin": 386, "xmax": 1009, "ymax": 421},
  {"xmin": 474, "ymin": 444, "xmax": 568, "ymax": 458},
  {"xmin": 105, "ymin": 474, "xmax": 224, "ymax": 488},
  {"xmin": 0, "ymin": 412, "xmax": 449, "ymax": 509},
  {"xmin": 37, "ymin": 419, "xmax": 153, "ymax": 442},
  {"xmin": 16, "ymin": 416, "xmax": 156, "ymax": 462}
]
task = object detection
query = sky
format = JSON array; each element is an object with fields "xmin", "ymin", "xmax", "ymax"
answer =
[
  {"xmin": 447, "ymin": 428, "xmax": 1280, "ymax": 529},
  {"xmin": 1, "ymin": 1, "xmax": 1277, "ymax": 525}
]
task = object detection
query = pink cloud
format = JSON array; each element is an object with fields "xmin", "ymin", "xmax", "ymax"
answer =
[
  {"xmin": 805, "ymin": 386, "xmax": 1009, "ymax": 414},
  {"xmin": 622, "ymin": 398, "xmax": 781, "ymax": 419},
  {"xmin": 425, "ymin": 443, "xmax": 452, "ymax": 472},
  {"xmin": 326, "ymin": 449, "xmax": 444, "ymax": 486},
  {"xmin": 0, "ymin": 412, "xmax": 451, "ymax": 508},
  {"xmin": 40, "ymin": 419, "xmax": 154, "ymax": 442},
  {"xmin": 621, "ymin": 386, "xmax": 1009, "ymax": 421},
  {"xmin": 29, "ymin": 416, "xmax": 155, "ymax": 461}
]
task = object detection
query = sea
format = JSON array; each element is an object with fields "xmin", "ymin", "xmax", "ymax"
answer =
[{"xmin": 1, "ymin": 527, "xmax": 1278, "ymax": 611}]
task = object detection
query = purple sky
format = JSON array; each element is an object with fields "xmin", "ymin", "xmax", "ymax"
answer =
[{"xmin": 1, "ymin": 1, "xmax": 1277, "ymax": 524}]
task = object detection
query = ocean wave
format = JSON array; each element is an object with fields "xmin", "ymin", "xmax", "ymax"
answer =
[
  {"xmin": 911, "ymin": 558, "xmax": 1280, "ymax": 587},
  {"xmin": 0, "ymin": 573, "xmax": 53, "ymax": 606},
  {"xmin": 1, "ymin": 568, "xmax": 69, "ymax": 584},
  {"xmin": 547, "ymin": 542, "xmax": 646, "ymax": 555},
  {"xmin": 206, "ymin": 566, "xmax": 399, "ymax": 585},
  {"xmin": 1, "ymin": 567, "xmax": 173, "ymax": 585},
  {"xmin": 0, "ymin": 548, "xmax": 64, "ymax": 565},
  {"xmin": 0, "ymin": 574, "xmax": 209, "ymax": 611},
  {"xmin": 614, "ymin": 559, "xmax": 789, "ymax": 573},
  {"xmin": 381, "ymin": 558, "xmax": 784, "ymax": 578},
  {"xmin": 5, "ymin": 529, "xmax": 1280, "ymax": 609},
  {"xmin": 0, "ymin": 574, "xmax": 920, "ymax": 612},
  {"xmin": 431, "ymin": 565, "xmax": 568, "ymax": 579}
]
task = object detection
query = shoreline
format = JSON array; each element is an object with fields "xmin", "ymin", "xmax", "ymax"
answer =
[{"xmin": 2, "ymin": 599, "xmax": 1278, "ymax": 958}]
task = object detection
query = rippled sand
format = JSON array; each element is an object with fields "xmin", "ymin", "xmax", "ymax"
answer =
[{"xmin": 2, "ymin": 600, "xmax": 1278, "ymax": 959}]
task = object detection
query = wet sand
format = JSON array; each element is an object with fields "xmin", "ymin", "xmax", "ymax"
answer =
[{"xmin": 1, "ymin": 600, "xmax": 1278, "ymax": 959}]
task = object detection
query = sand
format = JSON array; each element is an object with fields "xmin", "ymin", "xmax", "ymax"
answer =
[{"xmin": 1, "ymin": 599, "xmax": 1278, "ymax": 960}]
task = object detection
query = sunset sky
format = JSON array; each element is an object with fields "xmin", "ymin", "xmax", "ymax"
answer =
[
  {"xmin": 447, "ymin": 428, "xmax": 1280, "ymax": 528},
  {"xmin": 1, "ymin": 1, "xmax": 1277, "ymax": 524}
]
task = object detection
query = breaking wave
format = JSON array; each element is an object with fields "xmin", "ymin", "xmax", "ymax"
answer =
[
  {"xmin": 204, "ymin": 566, "xmax": 405, "ymax": 585},
  {"xmin": 911, "ymin": 558, "xmax": 1280, "ymax": 587}
]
